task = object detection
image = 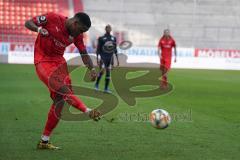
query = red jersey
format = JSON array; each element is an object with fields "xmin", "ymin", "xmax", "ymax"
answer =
[
  {"xmin": 33, "ymin": 12, "xmax": 86, "ymax": 64},
  {"xmin": 158, "ymin": 36, "xmax": 176, "ymax": 59}
]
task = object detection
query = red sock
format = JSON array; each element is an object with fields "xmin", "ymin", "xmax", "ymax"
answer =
[
  {"xmin": 64, "ymin": 94, "xmax": 87, "ymax": 112},
  {"xmin": 162, "ymin": 75, "xmax": 168, "ymax": 85},
  {"xmin": 43, "ymin": 104, "xmax": 63, "ymax": 136},
  {"xmin": 42, "ymin": 94, "xmax": 87, "ymax": 136}
]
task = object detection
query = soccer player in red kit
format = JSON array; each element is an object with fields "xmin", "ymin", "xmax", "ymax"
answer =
[
  {"xmin": 25, "ymin": 12, "xmax": 101, "ymax": 150},
  {"xmin": 158, "ymin": 29, "xmax": 177, "ymax": 89}
]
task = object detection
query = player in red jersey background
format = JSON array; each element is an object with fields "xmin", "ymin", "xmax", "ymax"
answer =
[
  {"xmin": 158, "ymin": 29, "xmax": 177, "ymax": 89},
  {"xmin": 25, "ymin": 12, "xmax": 101, "ymax": 150}
]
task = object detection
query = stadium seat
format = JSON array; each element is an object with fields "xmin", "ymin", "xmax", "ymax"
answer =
[
  {"xmin": 82, "ymin": 0, "xmax": 240, "ymax": 49},
  {"xmin": 0, "ymin": 0, "xmax": 83, "ymax": 43}
]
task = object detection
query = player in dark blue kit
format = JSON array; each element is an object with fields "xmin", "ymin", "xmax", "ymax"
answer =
[{"xmin": 95, "ymin": 25, "xmax": 119, "ymax": 93}]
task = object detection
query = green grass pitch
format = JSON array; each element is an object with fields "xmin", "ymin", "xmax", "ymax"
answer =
[{"xmin": 0, "ymin": 63, "xmax": 240, "ymax": 160}]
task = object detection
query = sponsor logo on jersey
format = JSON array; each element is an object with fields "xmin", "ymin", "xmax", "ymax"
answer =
[
  {"xmin": 53, "ymin": 38, "xmax": 66, "ymax": 48},
  {"xmin": 102, "ymin": 41, "xmax": 116, "ymax": 53},
  {"xmin": 163, "ymin": 45, "xmax": 172, "ymax": 48}
]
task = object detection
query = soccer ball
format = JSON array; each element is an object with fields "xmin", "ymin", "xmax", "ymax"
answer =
[{"xmin": 150, "ymin": 109, "xmax": 171, "ymax": 129}]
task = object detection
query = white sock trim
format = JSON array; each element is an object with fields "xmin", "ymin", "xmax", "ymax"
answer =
[
  {"xmin": 41, "ymin": 135, "xmax": 50, "ymax": 141},
  {"xmin": 85, "ymin": 108, "xmax": 92, "ymax": 114}
]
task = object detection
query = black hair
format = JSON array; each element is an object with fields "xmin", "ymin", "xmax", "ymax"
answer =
[
  {"xmin": 105, "ymin": 24, "xmax": 111, "ymax": 29},
  {"xmin": 74, "ymin": 12, "xmax": 91, "ymax": 29}
]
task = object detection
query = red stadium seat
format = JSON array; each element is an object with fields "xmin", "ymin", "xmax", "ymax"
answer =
[{"xmin": 0, "ymin": 0, "xmax": 83, "ymax": 43}]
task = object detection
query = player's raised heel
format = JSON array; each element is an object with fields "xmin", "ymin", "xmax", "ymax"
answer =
[{"xmin": 37, "ymin": 141, "xmax": 60, "ymax": 150}]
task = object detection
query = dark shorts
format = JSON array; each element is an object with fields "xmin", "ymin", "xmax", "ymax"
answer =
[{"xmin": 100, "ymin": 55, "xmax": 112, "ymax": 69}]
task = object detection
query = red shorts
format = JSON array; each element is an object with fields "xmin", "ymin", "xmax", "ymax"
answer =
[
  {"xmin": 160, "ymin": 58, "xmax": 171, "ymax": 70},
  {"xmin": 35, "ymin": 61, "xmax": 72, "ymax": 99}
]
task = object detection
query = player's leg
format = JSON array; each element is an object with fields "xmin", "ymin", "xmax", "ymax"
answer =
[
  {"xmin": 42, "ymin": 93, "xmax": 64, "ymax": 137},
  {"xmin": 37, "ymin": 92, "xmax": 64, "ymax": 150},
  {"xmin": 95, "ymin": 60, "xmax": 104, "ymax": 90},
  {"xmin": 164, "ymin": 59, "xmax": 171, "ymax": 86},
  {"xmin": 42, "ymin": 72, "xmax": 72, "ymax": 141},
  {"xmin": 160, "ymin": 58, "xmax": 171, "ymax": 89},
  {"xmin": 50, "ymin": 62, "xmax": 101, "ymax": 119},
  {"xmin": 110, "ymin": 56, "xmax": 114, "ymax": 70},
  {"xmin": 39, "ymin": 86, "xmax": 95, "ymax": 149},
  {"xmin": 48, "ymin": 62, "xmax": 92, "ymax": 113},
  {"xmin": 104, "ymin": 59, "xmax": 111, "ymax": 93},
  {"xmin": 160, "ymin": 59, "xmax": 168, "ymax": 89},
  {"xmin": 57, "ymin": 85, "xmax": 101, "ymax": 120},
  {"xmin": 162, "ymin": 68, "xmax": 168, "ymax": 87},
  {"xmin": 36, "ymin": 62, "xmax": 100, "ymax": 149},
  {"xmin": 35, "ymin": 62, "xmax": 63, "ymax": 149}
]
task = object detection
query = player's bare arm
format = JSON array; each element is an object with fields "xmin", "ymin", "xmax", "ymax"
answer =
[
  {"xmin": 114, "ymin": 39, "xmax": 119, "ymax": 66},
  {"xmin": 158, "ymin": 47, "xmax": 161, "ymax": 59},
  {"xmin": 80, "ymin": 49, "xmax": 97, "ymax": 81},
  {"xmin": 115, "ymin": 52, "xmax": 119, "ymax": 66},
  {"xmin": 96, "ymin": 37, "xmax": 101, "ymax": 66},
  {"xmin": 96, "ymin": 50, "xmax": 100, "ymax": 66},
  {"xmin": 174, "ymin": 45, "xmax": 177, "ymax": 62},
  {"xmin": 25, "ymin": 19, "xmax": 49, "ymax": 36}
]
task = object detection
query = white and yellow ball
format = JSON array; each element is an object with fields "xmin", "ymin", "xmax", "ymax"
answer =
[{"xmin": 150, "ymin": 109, "xmax": 171, "ymax": 129}]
